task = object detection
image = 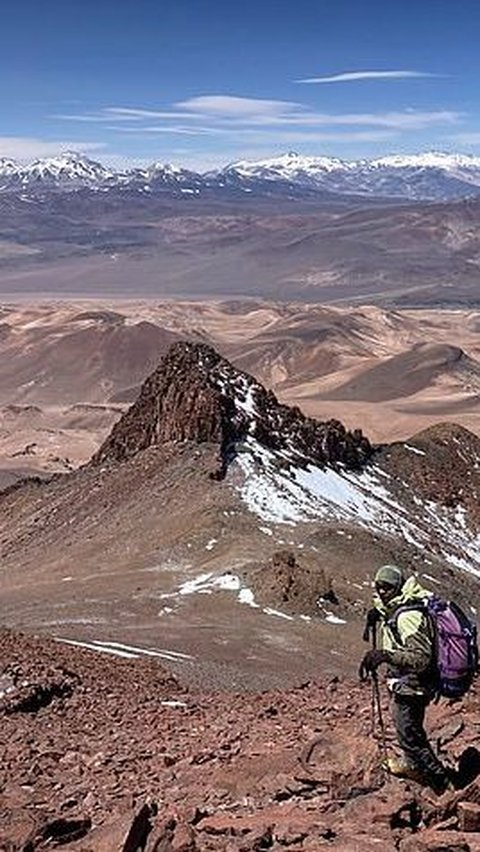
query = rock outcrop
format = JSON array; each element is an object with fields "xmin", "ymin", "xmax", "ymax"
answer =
[
  {"xmin": 244, "ymin": 549, "xmax": 335, "ymax": 616},
  {"xmin": 378, "ymin": 422, "xmax": 480, "ymax": 529},
  {"xmin": 92, "ymin": 341, "xmax": 372, "ymax": 476}
]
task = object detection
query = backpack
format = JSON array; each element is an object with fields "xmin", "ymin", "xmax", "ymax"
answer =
[{"xmin": 388, "ymin": 595, "xmax": 478, "ymax": 699}]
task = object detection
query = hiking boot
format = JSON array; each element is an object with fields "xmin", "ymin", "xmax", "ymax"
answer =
[
  {"xmin": 428, "ymin": 775, "xmax": 456, "ymax": 796},
  {"xmin": 383, "ymin": 757, "xmax": 426, "ymax": 783}
]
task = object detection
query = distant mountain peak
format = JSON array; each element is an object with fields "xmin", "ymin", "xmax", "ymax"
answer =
[
  {"xmin": 369, "ymin": 151, "xmax": 480, "ymax": 170},
  {"xmin": 222, "ymin": 151, "xmax": 350, "ymax": 179},
  {"xmin": 0, "ymin": 158, "xmax": 18, "ymax": 175},
  {"xmin": 148, "ymin": 161, "xmax": 183, "ymax": 174},
  {"xmin": 3, "ymin": 149, "xmax": 480, "ymax": 200},
  {"xmin": 91, "ymin": 341, "xmax": 372, "ymax": 477},
  {"xmin": 22, "ymin": 151, "xmax": 114, "ymax": 183}
]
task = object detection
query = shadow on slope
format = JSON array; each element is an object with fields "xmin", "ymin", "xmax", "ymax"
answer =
[{"xmin": 325, "ymin": 343, "xmax": 479, "ymax": 402}]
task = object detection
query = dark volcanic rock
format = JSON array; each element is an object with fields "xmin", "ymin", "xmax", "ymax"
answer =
[{"xmin": 91, "ymin": 341, "xmax": 372, "ymax": 475}]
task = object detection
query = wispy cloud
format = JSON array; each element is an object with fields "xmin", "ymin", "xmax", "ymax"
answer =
[
  {"xmin": 325, "ymin": 110, "xmax": 459, "ymax": 129},
  {"xmin": 50, "ymin": 95, "xmax": 462, "ymax": 153},
  {"xmin": 109, "ymin": 125, "xmax": 395, "ymax": 143},
  {"xmin": 55, "ymin": 99, "xmax": 300, "ymax": 123},
  {"xmin": 232, "ymin": 129, "xmax": 396, "ymax": 143},
  {"xmin": 0, "ymin": 136, "xmax": 106, "ymax": 161},
  {"xmin": 106, "ymin": 125, "xmax": 220, "ymax": 135},
  {"xmin": 296, "ymin": 70, "xmax": 437, "ymax": 84},
  {"xmin": 64, "ymin": 98, "xmax": 459, "ymax": 131},
  {"xmin": 176, "ymin": 95, "xmax": 297, "ymax": 118},
  {"xmin": 52, "ymin": 109, "xmax": 201, "ymax": 123}
]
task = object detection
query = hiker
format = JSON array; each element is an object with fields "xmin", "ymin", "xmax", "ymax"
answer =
[{"xmin": 359, "ymin": 564, "xmax": 452, "ymax": 794}]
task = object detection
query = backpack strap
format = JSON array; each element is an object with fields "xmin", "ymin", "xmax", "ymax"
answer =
[{"xmin": 386, "ymin": 601, "xmax": 434, "ymax": 647}]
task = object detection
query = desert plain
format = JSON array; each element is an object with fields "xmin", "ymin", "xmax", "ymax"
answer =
[{"xmin": 0, "ymin": 298, "xmax": 479, "ymax": 481}]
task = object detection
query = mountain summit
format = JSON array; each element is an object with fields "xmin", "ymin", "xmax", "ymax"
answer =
[
  {"xmin": 88, "ymin": 341, "xmax": 480, "ymax": 580},
  {"xmin": 92, "ymin": 340, "xmax": 372, "ymax": 476},
  {"xmin": 6, "ymin": 151, "xmax": 116, "ymax": 189}
]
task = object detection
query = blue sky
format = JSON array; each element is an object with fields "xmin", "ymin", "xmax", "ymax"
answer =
[{"xmin": 1, "ymin": 0, "xmax": 480, "ymax": 169}]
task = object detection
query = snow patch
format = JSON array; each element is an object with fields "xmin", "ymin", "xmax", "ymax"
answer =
[
  {"xmin": 325, "ymin": 613, "xmax": 347, "ymax": 625},
  {"xmin": 404, "ymin": 444, "xmax": 426, "ymax": 456},
  {"xmin": 238, "ymin": 587, "xmax": 259, "ymax": 607},
  {"xmin": 422, "ymin": 573, "xmax": 441, "ymax": 585},
  {"xmin": 55, "ymin": 637, "xmax": 138, "ymax": 659},
  {"xmin": 263, "ymin": 607, "xmax": 294, "ymax": 621},
  {"xmin": 232, "ymin": 439, "xmax": 480, "ymax": 580}
]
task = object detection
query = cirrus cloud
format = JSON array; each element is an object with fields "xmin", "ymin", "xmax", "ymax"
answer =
[
  {"xmin": 80, "ymin": 97, "xmax": 460, "ymax": 131},
  {"xmin": 297, "ymin": 70, "xmax": 439, "ymax": 84}
]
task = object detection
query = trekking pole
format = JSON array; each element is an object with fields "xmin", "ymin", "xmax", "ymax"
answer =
[
  {"xmin": 372, "ymin": 671, "xmax": 389, "ymax": 764},
  {"xmin": 371, "ymin": 623, "xmax": 389, "ymax": 764}
]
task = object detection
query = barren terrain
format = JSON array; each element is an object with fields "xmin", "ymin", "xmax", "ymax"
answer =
[
  {"xmin": 1, "ymin": 329, "xmax": 480, "ymax": 850},
  {"xmin": 0, "ymin": 299, "xmax": 479, "ymax": 479},
  {"xmin": 2, "ymin": 195, "xmax": 480, "ymax": 306},
  {"xmin": 1, "ymin": 339, "xmax": 479, "ymax": 695},
  {"xmin": 3, "ymin": 628, "xmax": 480, "ymax": 851}
]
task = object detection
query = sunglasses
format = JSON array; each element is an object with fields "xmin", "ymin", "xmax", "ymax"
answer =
[{"xmin": 375, "ymin": 582, "xmax": 397, "ymax": 594}]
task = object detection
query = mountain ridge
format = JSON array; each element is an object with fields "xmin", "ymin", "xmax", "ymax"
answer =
[
  {"xmin": 2, "ymin": 339, "xmax": 480, "ymax": 597},
  {"xmin": 3, "ymin": 149, "xmax": 480, "ymax": 201},
  {"xmin": 91, "ymin": 340, "xmax": 372, "ymax": 478}
]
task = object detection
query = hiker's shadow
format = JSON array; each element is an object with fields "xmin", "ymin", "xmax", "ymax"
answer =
[{"xmin": 456, "ymin": 747, "xmax": 480, "ymax": 789}]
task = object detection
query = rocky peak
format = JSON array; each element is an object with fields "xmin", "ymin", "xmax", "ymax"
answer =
[
  {"xmin": 378, "ymin": 422, "xmax": 480, "ymax": 529},
  {"xmin": 91, "ymin": 341, "xmax": 372, "ymax": 474},
  {"xmin": 0, "ymin": 157, "xmax": 17, "ymax": 175}
]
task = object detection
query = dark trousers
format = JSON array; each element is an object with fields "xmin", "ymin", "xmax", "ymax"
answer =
[{"xmin": 392, "ymin": 693, "xmax": 448, "ymax": 787}]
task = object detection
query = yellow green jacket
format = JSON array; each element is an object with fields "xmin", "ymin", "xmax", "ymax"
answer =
[{"xmin": 374, "ymin": 576, "xmax": 435, "ymax": 696}]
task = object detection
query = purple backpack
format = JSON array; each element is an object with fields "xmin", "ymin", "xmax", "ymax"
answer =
[
  {"xmin": 391, "ymin": 596, "xmax": 478, "ymax": 699},
  {"xmin": 428, "ymin": 597, "xmax": 478, "ymax": 698}
]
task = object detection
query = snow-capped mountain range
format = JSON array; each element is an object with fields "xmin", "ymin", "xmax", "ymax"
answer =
[
  {"xmin": 218, "ymin": 151, "xmax": 480, "ymax": 201},
  {"xmin": 0, "ymin": 152, "xmax": 115, "ymax": 187},
  {"xmin": 3, "ymin": 150, "xmax": 480, "ymax": 201}
]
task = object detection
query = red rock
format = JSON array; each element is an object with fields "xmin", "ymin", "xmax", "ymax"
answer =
[
  {"xmin": 4, "ymin": 629, "xmax": 480, "ymax": 852},
  {"xmin": 145, "ymin": 818, "xmax": 177, "ymax": 852},
  {"xmin": 326, "ymin": 836, "xmax": 397, "ymax": 852},
  {"xmin": 399, "ymin": 829, "xmax": 478, "ymax": 851},
  {"xmin": 171, "ymin": 822, "xmax": 196, "ymax": 851},
  {"xmin": 343, "ymin": 785, "xmax": 420, "ymax": 831},
  {"xmin": 0, "ymin": 810, "xmax": 39, "ymax": 851},
  {"xmin": 70, "ymin": 815, "xmax": 137, "ymax": 851},
  {"xmin": 92, "ymin": 341, "xmax": 372, "ymax": 476},
  {"xmin": 247, "ymin": 824, "xmax": 273, "ymax": 849},
  {"xmin": 459, "ymin": 802, "xmax": 480, "ymax": 833}
]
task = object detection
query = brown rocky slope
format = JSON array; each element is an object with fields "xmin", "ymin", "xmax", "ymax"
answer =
[
  {"xmin": 1, "ymin": 341, "xmax": 480, "ymax": 694},
  {"xmin": 2, "ymin": 629, "xmax": 480, "ymax": 851},
  {"xmin": 3, "ymin": 342, "xmax": 480, "ymax": 847}
]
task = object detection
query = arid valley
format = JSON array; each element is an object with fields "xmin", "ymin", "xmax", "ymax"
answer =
[{"xmin": 1, "ymin": 298, "xmax": 479, "ymax": 478}]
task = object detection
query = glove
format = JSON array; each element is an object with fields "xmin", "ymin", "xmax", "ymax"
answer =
[
  {"xmin": 362, "ymin": 607, "xmax": 381, "ymax": 642},
  {"xmin": 358, "ymin": 649, "xmax": 391, "ymax": 681}
]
